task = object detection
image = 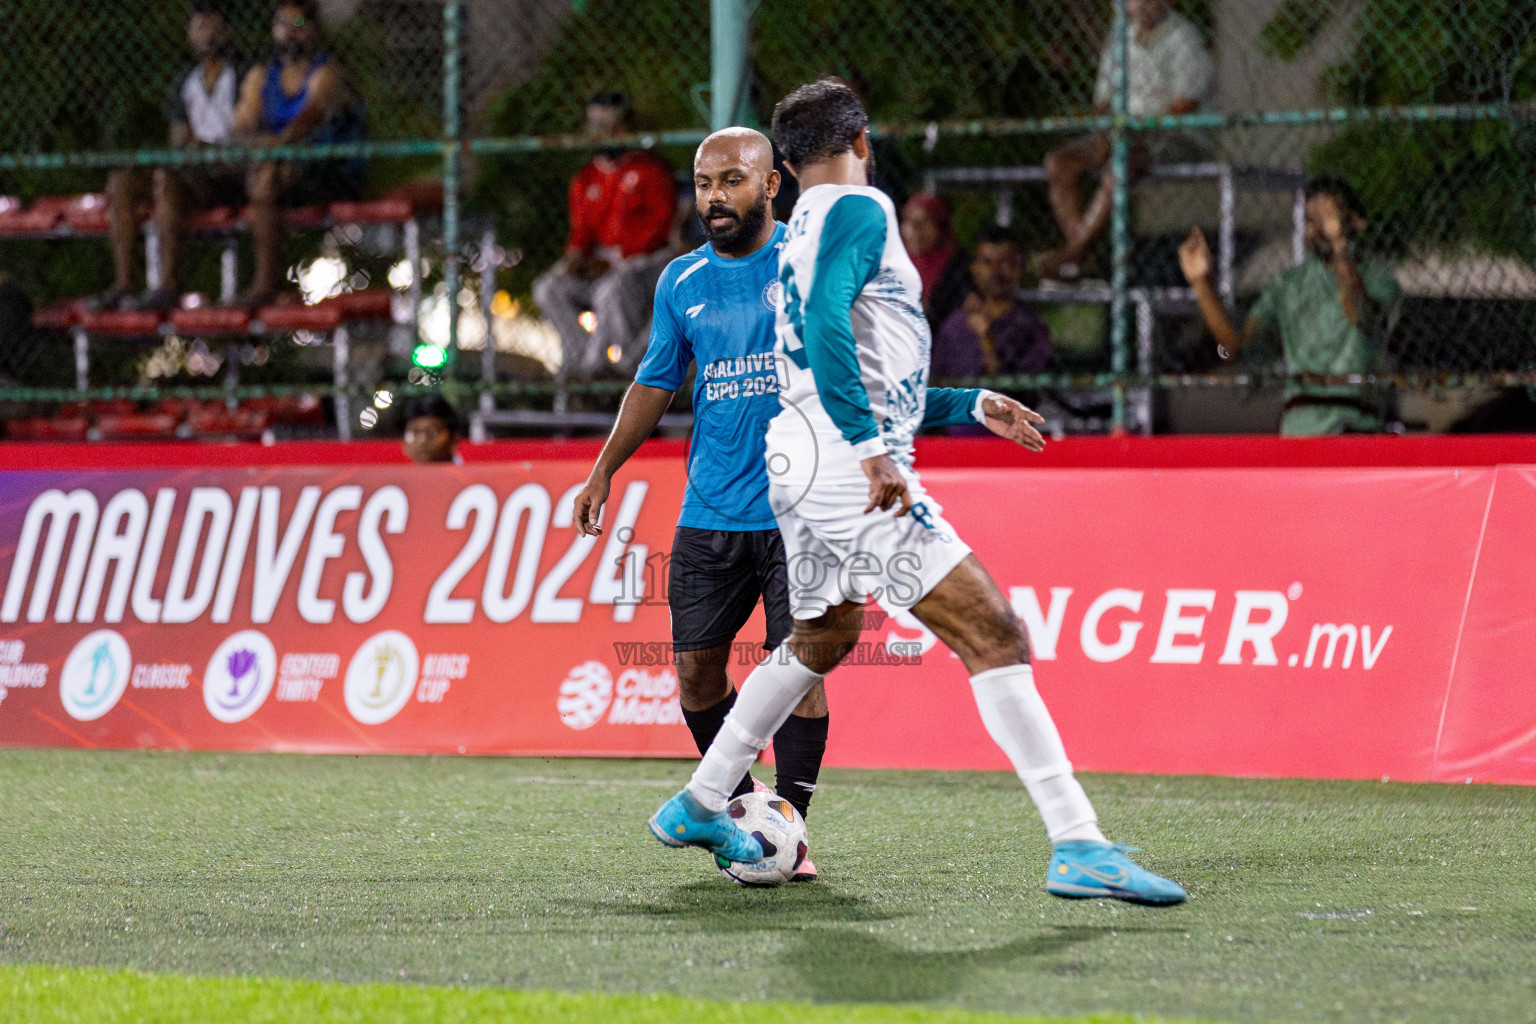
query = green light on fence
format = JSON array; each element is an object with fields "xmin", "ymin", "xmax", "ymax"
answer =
[{"xmin": 412, "ymin": 343, "xmax": 449, "ymax": 370}]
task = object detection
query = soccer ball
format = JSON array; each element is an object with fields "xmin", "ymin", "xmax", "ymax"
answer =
[{"xmin": 714, "ymin": 790, "xmax": 808, "ymax": 887}]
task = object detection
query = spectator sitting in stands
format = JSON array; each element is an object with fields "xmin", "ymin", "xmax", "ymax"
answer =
[
  {"xmin": 1179, "ymin": 176, "xmax": 1401, "ymax": 436},
  {"xmin": 99, "ymin": 1, "xmax": 248, "ymax": 312},
  {"xmin": 900, "ymin": 193, "xmax": 970, "ymax": 331},
  {"xmin": 402, "ymin": 394, "xmax": 462, "ymax": 464},
  {"xmin": 230, "ymin": 0, "xmax": 365, "ymax": 306},
  {"xmin": 932, "ymin": 224, "xmax": 1053, "ymax": 378},
  {"xmin": 532, "ymin": 91, "xmax": 677, "ymax": 381},
  {"xmin": 1036, "ymin": 0, "xmax": 1213, "ymax": 283}
]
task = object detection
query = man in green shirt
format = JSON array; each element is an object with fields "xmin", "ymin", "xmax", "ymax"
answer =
[{"xmin": 1179, "ymin": 177, "xmax": 1401, "ymax": 435}]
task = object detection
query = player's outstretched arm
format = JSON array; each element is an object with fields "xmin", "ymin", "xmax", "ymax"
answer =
[
  {"xmin": 923, "ymin": 388, "xmax": 1046, "ymax": 452},
  {"xmin": 978, "ymin": 393, "xmax": 1047, "ymax": 451},
  {"xmin": 573, "ymin": 383, "xmax": 675, "ymax": 536}
]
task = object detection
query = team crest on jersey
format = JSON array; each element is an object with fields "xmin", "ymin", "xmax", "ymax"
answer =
[{"xmin": 762, "ymin": 280, "xmax": 783, "ymax": 312}]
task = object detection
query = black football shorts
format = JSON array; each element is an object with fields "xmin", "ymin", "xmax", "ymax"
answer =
[{"xmin": 667, "ymin": 526, "xmax": 792, "ymax": 653}]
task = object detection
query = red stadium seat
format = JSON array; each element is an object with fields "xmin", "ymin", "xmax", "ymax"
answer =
[
  {"xmin": 31, "ymin": 299, "xmax": 84, "ymax": 331},
  {"xmin": 282, "ymin": 204, "xmax": 328, "ymax": 229},
  {"xmin": 185, "ymin": 401, "xmax": 271, "ymax": 436},
  {"xmin": 94, "ymin": 412, "xmax": 180, "ymax": 439},
  {"xmin": 0, "ymin": 196, "xmax": 71, "ymax": 235},
  {"xmin": 257, "ymin": 303, "xmax": 343, "ymax": 331},
  {"xmin": 322, "ymin": 289, "xmax": 393, "ymax": 320},
  {"xmin": 237, "ymin": 203, "xmax": 328, "ymax": 231},
  {"xmin": 6, "ymin": 417, "xmax": 89, "ymax": 441},
  {"xmin": 188, "ymin": 206, "xmax": 239, "ymax": 232},
  {"xmin": 79, "ymin": 309, "xmax": 165, "ymax": 336},
  {"xmin": 171, "ymin": 306, "xmax": 252, "ymax": 335},
  {"xmin": 88, "ymin": 400, "xmax": 138, "ymax": 418},
  {"xmin": 244, "ymin": 394, "xmax": 325, "ymax": 426},
  {"xmin": 61, "ymin": 193, "xmax": 109, "ymax": 233}
]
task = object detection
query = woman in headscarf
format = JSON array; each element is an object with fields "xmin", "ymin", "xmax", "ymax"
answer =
[{"xmin": 899, "ymin": 193, "xmax": 971, "ymax": 332}]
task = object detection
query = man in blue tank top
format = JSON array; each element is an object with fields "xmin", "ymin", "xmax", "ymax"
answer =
[
  {"xmin": 573, "ymin": 128, "xmax": 1040, "ymax": 882},
  {"xmin": 231, "ymin": 0, "xmax": 363, "ymax": 305}
]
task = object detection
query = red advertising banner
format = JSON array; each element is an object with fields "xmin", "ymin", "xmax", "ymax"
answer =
[{"xmin": 0, "ymin": 455, "xmax": 1533, "ymax": 785}]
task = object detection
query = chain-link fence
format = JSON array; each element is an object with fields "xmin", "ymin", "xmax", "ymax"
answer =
[{"xmin": 1, "ymin": 0, "xmax": 1532, "ymax": 438}]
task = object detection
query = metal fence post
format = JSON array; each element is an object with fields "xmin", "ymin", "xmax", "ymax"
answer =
[
  {"xmin": 443, "ymin": 0, "xmax": 463, "ymax": 356},
  {"xmin": 711, "ymin": 0, "xmax": 750, "ymax": 130},
  {"xmin": 1109, "ymin": 0, "xmax": 1130, "ymax": 433}
]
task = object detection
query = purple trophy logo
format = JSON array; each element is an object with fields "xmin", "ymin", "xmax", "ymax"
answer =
[{"xmin": 215, "ymin": 648, "xmax": 261, "ymax": 711}]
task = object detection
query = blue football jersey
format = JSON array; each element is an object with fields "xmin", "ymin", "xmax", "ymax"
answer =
[{"xmin": 636, "ymin": 222, "xmax": 787, "ymax": 531}]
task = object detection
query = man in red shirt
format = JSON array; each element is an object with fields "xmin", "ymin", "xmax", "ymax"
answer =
[{"xmin": 533, "ymin": 91, "xmax": 679, "ymax": 381}]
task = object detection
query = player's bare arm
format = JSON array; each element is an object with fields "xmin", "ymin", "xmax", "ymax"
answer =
[
  {"xmin": 276, "ymin": 62, "xmax": 342, "ymax": 144},
  {"xmin": 861, "ymin": 453, "xmax": 912, "ymax": 516},
  {"xmin": 573, "ymin": 382, "xmax": 675, "ymax": 535},
  {"xmin": 979, "ymin": 393, "xmax": 1047, "ymax": 451},
  {"xmin": 231, "ymin": 65, "xmax": 272, "ymax": 144}
]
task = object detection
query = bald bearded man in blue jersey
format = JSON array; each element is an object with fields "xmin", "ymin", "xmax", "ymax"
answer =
[{"xmin": 573, "ymin": 127, "xmax": 1041, "ymax": 882}]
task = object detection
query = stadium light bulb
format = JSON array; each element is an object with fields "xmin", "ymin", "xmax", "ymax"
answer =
[
  {"xmin": 606, "ymin": 344, "xmax": 623, "ymax": 364},
  {"xmin": 373, "ymin": 390, "xmax": 393, "ymax": 409},
  {"xmin": 578, "ymin": 311, "xmax": 597, "ymax": 333}
]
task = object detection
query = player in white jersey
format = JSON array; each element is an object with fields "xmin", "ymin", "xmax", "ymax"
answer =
[{"xmin": 651, "ymin": 79, "xmax": 1185, "ymax": 906}]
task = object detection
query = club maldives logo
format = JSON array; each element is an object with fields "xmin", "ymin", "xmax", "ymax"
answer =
[
  {"xmin": 203, "ymin": 631, "xmax": 277, "ymax": 723},
  {"xmin": 60, "ymin": 630, "xmax": 132, "ymax": 721},
  {"xmin": 557, "ymin": 661, "xmax": 613, "ymax": 730},
  {"xmin": 344, "ymin": 630, "xmax": 419, "ymax": 725}
]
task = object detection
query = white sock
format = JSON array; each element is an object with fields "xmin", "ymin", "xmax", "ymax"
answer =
[
  {"xmin": 970, "ymin": 664, "xmax": 1107, "ymax": 844},
  {"xmin": 687, "ymin": 650, "xmax": 825, "ymax": 812}
]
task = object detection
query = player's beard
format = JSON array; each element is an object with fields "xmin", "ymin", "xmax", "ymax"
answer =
[{"xmin": 702, "ymin": 190, "xmax": 769, "ymax": 255}]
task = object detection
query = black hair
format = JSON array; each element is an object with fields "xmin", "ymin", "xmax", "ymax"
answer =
[
  {"xmin": 189, "ymin": 0, "xmax": 228, "ymax": 17},
  {"xmin": 975, "ymin": 222, "xmax": 1023, "ymax": 250},
  {"xmin": 275, "ymin": 0, "xmax": 321, "ymax": 22},
  {"xmin": 771, "ymin": 77, "xmax": 869, "ymax": 168},
  {"xmin": 403, "ymin": 394, "xmax": 462, "ymax": 436},
  {"xmin": 587, "ymin": 90, "xmax": 631, "ymax": 115},
  {"xmin": 1305, "ymin": 176, "xmax": 1367, "ymax": 221}
]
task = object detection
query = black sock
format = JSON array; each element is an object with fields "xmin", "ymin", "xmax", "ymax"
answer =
[
  {"xmin": 772, "ymin": 713, "xmax": 829, "ymax": 820},
  {"xmin": 680, "ymin": 689, "xmax": 754, "ymax": 800}
]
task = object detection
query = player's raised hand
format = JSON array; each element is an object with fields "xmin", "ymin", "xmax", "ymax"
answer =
[
  {"xmin": 979, "ymin": 392, "xmax": 1047, "ymax": 452},
  {"xmin": 861, "ymin": 453, "xmax": 913, "ymax": 517},
  {"xmin": 572, "ymin": 476, "xmax": 609, "ymax": 536}
]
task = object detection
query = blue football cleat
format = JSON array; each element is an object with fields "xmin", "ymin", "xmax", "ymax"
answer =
[
  {"xmin": 648, "ymin": 789, "xmax": 765, "ymax": 863},
  {"xmin": 1047, "ymin": 840, "xmax": 1187, "ymax": 906}
]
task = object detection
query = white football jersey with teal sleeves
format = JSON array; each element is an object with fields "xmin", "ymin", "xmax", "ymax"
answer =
[{"xmin": 767, "ymin": 184, "xmax": 940, "ymax": 483}]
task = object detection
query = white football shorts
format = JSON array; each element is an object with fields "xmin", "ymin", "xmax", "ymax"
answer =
[{"xmin": 768, "ymin": 465, "xmax": 972, "ymax": 621}]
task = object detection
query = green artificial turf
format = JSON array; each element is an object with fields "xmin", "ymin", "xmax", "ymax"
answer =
[
  {"xmin": 0, "ymin": 965, "xmax": 1185, "ymax": 1024},
  {"xmin": 1, "ymin": 750, "xmax": 1533, "ymax": 1023}
]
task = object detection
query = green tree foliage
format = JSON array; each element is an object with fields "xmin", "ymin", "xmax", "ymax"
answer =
[{"xmin": 1270, "ymin": 0, "xmax": 1536, "ymax": 257}]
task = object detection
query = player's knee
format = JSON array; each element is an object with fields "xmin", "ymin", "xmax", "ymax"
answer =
[
  {"xmin": 959, "ymin": 603, "xmax": 1030, "ymax": 667},
  {"xmin": 788, "ymin": 617, "xmax": 855, "ymax": 674},
  {"xmin": 788, "ymin": 638, "xmax": 847, "ymax": 674}
]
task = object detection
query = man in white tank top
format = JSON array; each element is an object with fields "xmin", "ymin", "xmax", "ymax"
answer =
[{"xmin": 100, "ymin": 1, "xmax": 247, "ymax": 312}]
